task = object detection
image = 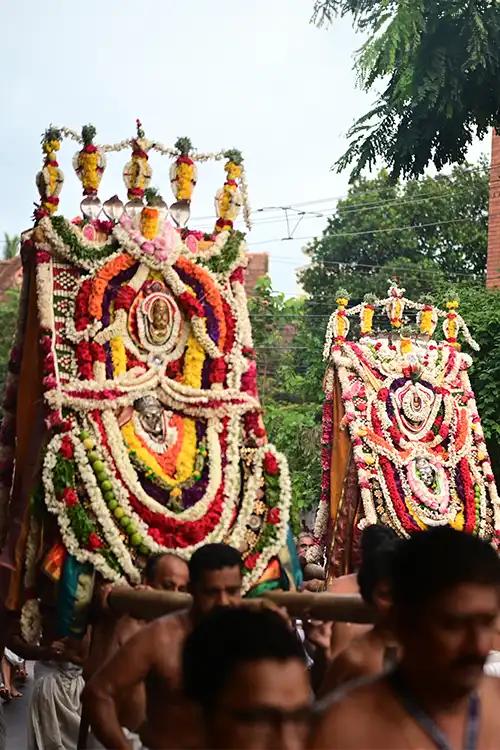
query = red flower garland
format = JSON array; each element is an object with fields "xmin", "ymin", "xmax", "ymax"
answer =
[
  {"xmin": 263, "ymin": 452, "xmax": 280, "ymax": 476},
  {"xmin": 114, "ymin": 285, "xmax": 136, "ymax": 312},
  {"xmin": 177, "ymin": 291, "xmax": 205, "ymax": 319},
  {"xmin": 379, "ymin": 456, "xmax": 419, "ymax": 533},
  {"xmin": 459, "ymin": 458, "xmax": 476, "ymax": 533}
]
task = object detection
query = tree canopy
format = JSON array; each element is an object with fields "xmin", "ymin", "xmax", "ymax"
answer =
[
  {"xmin": 299, "ymin": 162, "xmax": 488, "ymax": 306},
  {"xmin": 2, "ymin": 234, "xmax": 20, "ymax": 260},
  {"xmin": 251, "ymin": 164, "xmax": 500, "ymax": 528},
  {"xmin": 312, "ymin": 0, "xmax": 500, "ymax": 179}
]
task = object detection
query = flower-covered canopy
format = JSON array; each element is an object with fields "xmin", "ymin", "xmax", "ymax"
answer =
[
  {"xmin": 310, "ymin": 284, "xmax": 500, "ymax": 579},
  {"xmin": 0, "ymin": 125, "xmax": 297, "ymax": 642}
]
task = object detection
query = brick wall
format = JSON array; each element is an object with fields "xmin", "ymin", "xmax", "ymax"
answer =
[
  {"xmin": 245, "ymin": 252, "xmax": 269, "ymax": 296},
  {"xmin": 487, "ymin": 131, "xmax": 500, "ymax": 288}
]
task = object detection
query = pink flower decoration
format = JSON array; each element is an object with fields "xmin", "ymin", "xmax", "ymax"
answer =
[
  {"xmin": 185, "ymin": 234, "xmax": 199, "ymax": 253},
  {"xmin": 141, "ymin": 241, "xmax": 155, "ymax": 255},
  {"xmin": 120, "ymin": 214, "xmax": 132, "ymax": 229},
  {"xmin": 162, "ymin": 221, "xmax": 178, "ymax": 254},
  {"xmin": 83, "ymin": 224, "xmax": 97, "ymax": 241}
]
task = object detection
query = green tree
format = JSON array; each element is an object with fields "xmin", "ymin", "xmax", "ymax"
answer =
[
  {"xmin": 0, "ymin": 288, "xmax": 20, "ymax": 394},
  {"xmin": 248, "ymin": 278, "xmax": 323, "ymax": 532},
  {"xmin": 300, "ymin": 164, "xmax": 488, "ymax": 309},
  {"xmin": 312, "ymin": 0, "xmax": 500, "ymax": 179},
  {"xmin": 2, "ymin": 234, "xmax": 19, "ymax": 260},
  {"xmin": 455, "ymin": 285, "xmax": 500, "ymax": 476}
]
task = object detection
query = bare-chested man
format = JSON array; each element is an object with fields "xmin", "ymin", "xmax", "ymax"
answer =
[
  {"xmin": 184, "ymin": 607, "xmax": 311, "ymax": 750},
  {"xmin": 83, "ymin": 543, "xmax": 242, "ymax": 750},
  {"xmin": 86, "ymin": 552, "xmax": 189, "ymax": 743},
  {"xmin": 320, "ymin": 525, "xmax": 399, "ymax": 695},
  {"xmin": 311, "ymin": 527, "xmax": 500, "ymax": 750},
  {"xmin": 325, "ymin": 525, "xmax": 398, "ymax": 664}
]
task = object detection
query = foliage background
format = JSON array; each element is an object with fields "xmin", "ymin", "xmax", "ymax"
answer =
[{"xmin": 250, "ymin": 163, "xmax": 500, "ymax": 531}]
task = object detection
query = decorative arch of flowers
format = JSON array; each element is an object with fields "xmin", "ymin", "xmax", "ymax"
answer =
[
  {"xmin": 308, "ymin": 284, "xmax": 500, "ymax": 570},
  {"xmin": 0, "ymin": 124, "xmax": 292, "ymax": 641}
]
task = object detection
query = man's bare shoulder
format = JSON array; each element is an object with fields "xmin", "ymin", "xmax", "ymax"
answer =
[
  {"xmin": 482, "ymin": 674, "xmax": 500, "ymax": 700},
  {"xmin": 312, "ymin": 677, "xmax": 394, "ymax": 749},
  {"xmin": 155, "ymin": 610, "xmax": 192, "ymax": 634},
  {"xmin": 320, "ymin": 673, "xmax": 388, "ymax": 712},
  {"xmin": 115, "ymin": 615, "xmax": 143, "ymax": 647},
  {"xmin": 327, "ymin": 574, "xmax": 358, "ymax": 595}
]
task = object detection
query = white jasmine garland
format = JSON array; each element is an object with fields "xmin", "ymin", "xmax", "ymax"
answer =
[
  {"xmin": 20, "ymin": 599, "xmax": 42, "ymax": 646},
  {"xmin": 231, "ymin": 279, "xmax": 253, "ymax": 349},
  {"xmin": 43, "ymin": 435, "xmax": 124, "ymax": 582},
  {"xmin": 35, "ymin": 251, "xmax": 55, "ymax": 331},
  {"xmin": 71, "ymin": 430, "xmax": 140, "ymax": 582},
  {"xmin": 243, "ymin": 446, "xmax": 291, "ymax": 592},
  {"xmin": 40, "ymin": 217, "xmax": 116, "ymax": 271},
  {"xmin": 190, "ymin": 317, "xmax": 221, "ymax": 359}
]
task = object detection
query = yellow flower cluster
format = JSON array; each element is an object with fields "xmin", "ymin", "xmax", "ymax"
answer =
[
  {"xmin": 176, "ymin": 334, "xmax": 204, "ymax": 481},
  {"xmin": 47, "ymin": 165, "xmax": 59, "ymax": 197},
  {"xmin": 175, "ymin": 162, "xmax": 195, "ymax": 201},
  {"xmin": 450, "ymin": 511, "xmax": 465, "ymax": 531},
  {"xmin": 140, "ymin": 207, "xmax": 160, "ymax": 240},
  {"xmin": 390, "ymin": 299, "xmax": 403, "ymax": 328},
  {"xmin": 41, "ymin": 164, "xmax": 63, "ymax": 214},
  {"xmin": 447, "ymin": 317, "xmax": 457, "ymax": 339},
  {"xmin": 218, "ymin": 184, "xmax": 235, "ymax": 216},
  {"xmin": 125, "ymin": 156, "xmax": 148, "ymax": 192},
  {"xmin": 400, "ymin": 337, "xmax": 412, "ymax": 355},
  {"xmin": 110, "ymin": 337, "xmax": 127, "ymax": 376},
  {"xmin": 79, "ymin": 151, "xmax": 101, "ymax": 192},
  {"xmin": 43, "ymin": 139, "xmax": 61, "ymax": 157},
  {"xmin": 225, "ymin": 161, "xmax": 242, "ymax": 181},
  {"xmin": 446, "ymin": 300, "xmax": 459, "ymax": 310},
  {"xmin": 122, "ymin": 422, "xmax": 177, "ymax": 485},
  {"xmin": 360, "ymin": 307, "xmax": 374, "ymax": 335},
  {"xmin": 335, "ymin": 315, "xmax": 347, "ymax": 339},
  {"xmin": 419, "ymin": 309, "xmax": 434, "ymax": 336},
  {"xmin": 407, "ymin": 504, "xmax": 427, "ymax": 530}
]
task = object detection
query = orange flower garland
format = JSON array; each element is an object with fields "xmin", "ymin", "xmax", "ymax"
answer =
[{"xmin": 88, "ymin": 254, "xmax": 136, "ymax": 320}]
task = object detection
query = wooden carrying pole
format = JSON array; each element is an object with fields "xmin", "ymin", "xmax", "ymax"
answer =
[{"xmin": 107, "ymin": 588, "xmax": 374, "ymax": 623}]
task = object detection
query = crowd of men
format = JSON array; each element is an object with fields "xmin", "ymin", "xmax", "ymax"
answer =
[{"xmin": 1, "ymin": 525, "xmax": 500, "ymax": 749}]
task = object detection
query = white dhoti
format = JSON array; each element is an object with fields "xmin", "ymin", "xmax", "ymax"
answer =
[
  {"xmin": 3, "ymin": 648, "xmax": 25, "ymax": 668},
  {"xmin": 484, "ymin": 649, "xmax": 500, "ymax": 678},
  {"xmin": 28, "ymin": 661, "xmax": 84, "ymax": 750}
]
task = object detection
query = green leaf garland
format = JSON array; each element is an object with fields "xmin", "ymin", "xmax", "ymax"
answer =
[{"xmin": 51, "ymin": 216, "xmax": 119, "ymax": 263}]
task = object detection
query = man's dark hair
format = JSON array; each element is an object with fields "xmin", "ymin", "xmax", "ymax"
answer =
[
  {"xmin": 188, "ymin": 543, "xmax": 242, "ymax": 586},
  {"xmin": 357, "ymin": 524, "xmax": 400, "ymax": 604},
  {"xmin": 391, "ymin": 527, "xmax": 500, "ymax": 612},
  {"xmin": 183, "ymin": 607, "xmax": 305, "ymax": 710}
]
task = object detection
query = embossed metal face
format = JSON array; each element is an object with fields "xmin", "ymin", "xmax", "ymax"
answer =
[{"xmin": 135, "ymin": 396, "xmax": 165, "ymax": 439}]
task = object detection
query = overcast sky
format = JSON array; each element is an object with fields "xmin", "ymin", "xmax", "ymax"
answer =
[{"xmin": 0, "ymin": 1, "xmax": 488, "ymax": 297}]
